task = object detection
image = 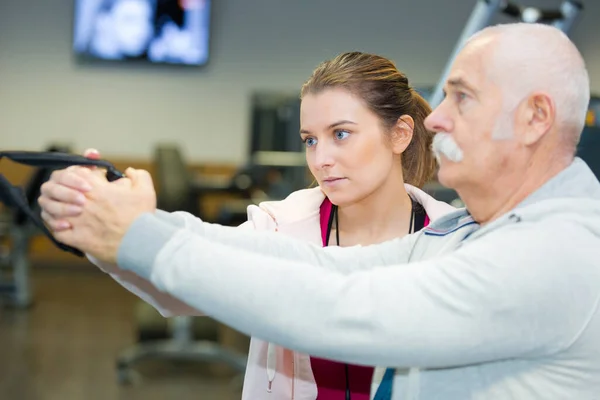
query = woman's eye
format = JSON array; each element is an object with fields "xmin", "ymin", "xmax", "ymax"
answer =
[
  {"xmin": 335, "ymin": 130, "xmax": 350, "ymax": 140},
  {"xmin": 304, "ymin": 137, "xmax": 317, "ymax": 147}
]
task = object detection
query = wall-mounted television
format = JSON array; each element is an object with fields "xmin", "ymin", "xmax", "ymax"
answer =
[{"xmin": 72, "ymin": 0, "xmax": 211, "ymax": 66}]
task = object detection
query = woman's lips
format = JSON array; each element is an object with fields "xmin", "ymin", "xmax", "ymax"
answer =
[{"xmin": 322, "ymin": 177, "xmax": 347, "ymax": 187}]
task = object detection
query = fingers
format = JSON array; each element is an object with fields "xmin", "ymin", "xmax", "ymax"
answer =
[
  {"xmin": 40, "ymin": 177, "xmax": 88, "ymax": 205},
  {"xmin": 83, "ymin": 148, "xmax": 101, "ymax": 170},
  {"xmin": 47, "ymin": 168, "xmax": 93, "ymax": 193},
  {"xmin": 52, "ymin": 227, "xmax": 78, "ymax": 248},
  {"xmin": 38, "ymin": 177, "xmax": 85, "ymax": 227},
  {"xmin": 38, "ymin": 169, "xmax": 92, "ymax": 223},
  {"xmin": 38, "ymin": 148, "xmax": 106, "ymax": 237},
  {"xmin": 83, "ymin": 148, "xmax": 101, "ymax": 159},
  {"xmin": 41, "ymin": 210, "xmax": 71, "ymax": 231},
  {"xmin": 38, "ymin": 167, "xmax": 94, "ymax": 231},
  {"xmin": 125, "ymin": 168, "xmax": 154, "ymax": 191},
  {"xmin": 69, "ymin": 167, "xmax": 109, "ymax": 188},
  {"xmin": 38, "ymin": 193, "xmax": 83, "ymax": 217}
]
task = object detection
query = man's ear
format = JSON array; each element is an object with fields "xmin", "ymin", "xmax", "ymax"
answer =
[
  {"xmin": 519, "ymin": 92, "xmax": 555, "ymax": 146},
  {"xmin": 391, "ymin": 115, "xmax": 414, "ymax": 154}
]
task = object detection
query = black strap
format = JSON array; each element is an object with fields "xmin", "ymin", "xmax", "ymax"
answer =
[
  {"xmin": 412, "ymin": 200, "xmax": 427, "ymax": 232},
  {"xmin": 0, "ymin": 151, "xmax": 125, "ymax": 257},
  {"xmin": 325, "ymin": 199, "xmax": 423, "ymax": 243},
  {"xmin": 324, "ymin": 198, "xmax": 420, "ymax": 400}
]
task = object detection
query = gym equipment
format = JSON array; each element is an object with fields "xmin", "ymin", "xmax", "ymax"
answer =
[
  {"xmin": 586, "ymin": 96, "xmax": 600, "ymax": 128},
  {"xmin": 195, "ymin": 92, "xmax": 312, "ymax": 226},
  {"xmin": 576, "ymin": 126, "xmax": 600, "ymax": 179},
  {"xmin": 0, "ymin": 146, "xmax": 249, "ymax": 381},
  {"xmin": 248, "ymin": 92, "xmax": 310, "ymax": 194},
  {"xmin": 0, "ymin": 150, "xmax": 124, "ymax": 254},
  {"xmin": 429, "ymin": 0, "xmax": 583, "ymax": 109},
  {"xmin": 115, "ymin": 144, "xmax": 248, "ymax": 385},
  {"xmin": 0, "ymin": 146, "xmax": 119, "ymax": 307}
]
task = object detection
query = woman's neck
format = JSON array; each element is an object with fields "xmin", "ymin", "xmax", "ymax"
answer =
[{"xmin": 334, "ymin": 180, "xmax": 413, "ymax": 246}]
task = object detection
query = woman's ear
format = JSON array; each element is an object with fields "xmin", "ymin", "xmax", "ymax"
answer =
[{"xmin": 390, "ymin": 115, "xmax": 414, "ymax": 154}]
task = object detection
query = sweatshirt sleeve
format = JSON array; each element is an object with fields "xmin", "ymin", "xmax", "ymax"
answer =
[
  {"xmin": 93, "ymin": 204, "xmax": 412, "ymax": 317},
  {"xmin": 116, "ymin": 213, "xmax": 600, "ymax": 369},
  {"xmin": 157, "ymin": 210, "xmax": 418, "ymax": 273},
  {"xmin": 89, "ymin": 209, "xmax": 223, "ymax": 317}
]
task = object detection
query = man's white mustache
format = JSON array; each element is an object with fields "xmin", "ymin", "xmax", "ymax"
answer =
[{"xmin": 432, "ymin": 132, "xmax": 464, "ymax": 163}]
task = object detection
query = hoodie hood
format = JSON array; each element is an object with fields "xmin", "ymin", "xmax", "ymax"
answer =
[
  {"xmin": 245, "ymin": 184, "xmax": 457, "ymax": 396},
  {"xmin": 249, "ymin": 184, "xmax": 456, "ymax": 229}
]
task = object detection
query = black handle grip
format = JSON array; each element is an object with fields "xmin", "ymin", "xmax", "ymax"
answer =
[
  {"xmin": 0, "ymin": 150, "xmax": 127, "ymax": 257},
  {"xmin": 1, "ymin": 150, "xmax": 118, "ymax": 169},
  {"xmin": 0, "ymin": 151, "xmax": 126, "ymax": 181}
]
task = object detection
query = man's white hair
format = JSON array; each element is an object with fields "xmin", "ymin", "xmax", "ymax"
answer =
[{"xmin": 468, "ymin": 23, "xmax": 590, "ymax": 147}]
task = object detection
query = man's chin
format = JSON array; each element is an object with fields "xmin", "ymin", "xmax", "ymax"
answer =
[
  {"xmin": 436, "ymin": 151, "xmax": 464, "ymax": 166},
  {"xmin": 436, "ymin": 164, "xmax": 460, "ymax": 189}
]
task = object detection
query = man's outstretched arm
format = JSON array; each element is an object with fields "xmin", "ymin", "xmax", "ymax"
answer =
[
  {"xmin": 150, "ymin": 210, "xmax": 420, "ymax": 274},
  {"xmin": 117, "ymin": 214, "xmax": 598, "ymax": 369}
]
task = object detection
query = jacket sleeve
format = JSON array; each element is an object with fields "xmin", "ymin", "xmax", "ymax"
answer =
[
  {"xmin": 157, "ymin": 209, "xmax": 418, "ymax": 273},
  {"xmin": 117, "ymin": 213, "xmax": 600, "ymax": 369},
  {"xmin": 90, "ymin": 210, "xmax": 256, "ymax": 317},
  {"xmin": 94, "ymin": 202, "xmax": 415, "ymax": 317}
]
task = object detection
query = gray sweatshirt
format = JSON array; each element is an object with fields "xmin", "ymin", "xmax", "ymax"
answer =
[{"xmin": 115, "ymin": 157, "xmax": 600, "ymax": 400}]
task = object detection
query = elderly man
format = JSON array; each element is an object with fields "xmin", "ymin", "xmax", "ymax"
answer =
[{"xmin": 39, "ymin": 23, "xmax": 600, "ymax": 399}]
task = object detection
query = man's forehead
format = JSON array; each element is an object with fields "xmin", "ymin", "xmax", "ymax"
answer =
[
  {"xmin": 445, "ymin": 70, "xmax": 480, "ymax": 93},
  {"xmin": 445, "ymin": 44, "xmax": 492, "ymax": 92}
]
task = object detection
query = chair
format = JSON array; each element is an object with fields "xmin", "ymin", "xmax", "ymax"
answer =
[{"xmin": 116, "ymin": 144, "xmax": 249, "ymax": 384}]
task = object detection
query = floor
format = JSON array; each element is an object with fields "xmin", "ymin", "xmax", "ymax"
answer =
[{"xmin": 0, "ymin": 263, "xmax": 244, "ymax": 400}]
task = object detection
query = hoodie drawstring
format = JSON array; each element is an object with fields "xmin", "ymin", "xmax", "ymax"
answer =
[{"xmin": 267, "ymin": 342, "xmax": 277, "ymax": 392}]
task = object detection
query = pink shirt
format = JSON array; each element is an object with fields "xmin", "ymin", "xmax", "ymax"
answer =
[
  {"xmin": 314, "ymin": 198, "xmax": 430, "ymax": 399},
  {"xmin": 313, "ymin": 197, "xmax": 372, "ymax": 399}
]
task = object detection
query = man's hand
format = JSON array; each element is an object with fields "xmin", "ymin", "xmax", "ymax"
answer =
[
  {"xmin": 52, "ymin": 167, "xmax": 157, "ymax": 264},
  {"xmin": 39, "ymin": 148, "xmax": 104, "ymax": 231}
]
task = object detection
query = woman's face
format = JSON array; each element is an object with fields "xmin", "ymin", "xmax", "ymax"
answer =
[{"xmin": 300, "ymin": 88, "xmax": 407, "ymax": 206}]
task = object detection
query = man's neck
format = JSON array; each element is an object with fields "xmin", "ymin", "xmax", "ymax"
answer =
[
  {"xmin": 335, "ymin": 178, "xmax": 413, "ymax": 244},
  {"xmin": 460, "ymin": 157, "xmax": 572, "ymax": 225}
]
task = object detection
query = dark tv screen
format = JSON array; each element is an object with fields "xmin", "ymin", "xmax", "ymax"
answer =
[{"xmin": 73, "ymin": 0, "xmax": 211, "ymax": 66}]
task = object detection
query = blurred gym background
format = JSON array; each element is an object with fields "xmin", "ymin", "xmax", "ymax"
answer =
[{"xmin": 1, "ymin": 0, "xmax": 600, "ymax": 399}]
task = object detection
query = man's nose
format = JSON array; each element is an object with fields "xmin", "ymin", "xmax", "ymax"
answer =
[{"xmin": 425, "ymin": 102, "xmax": 454, "ymax": 133}]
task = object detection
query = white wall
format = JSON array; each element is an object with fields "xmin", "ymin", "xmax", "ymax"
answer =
[{"xmin": 0, "ymin": 0, "xmax": 599, "ymax": 164}]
